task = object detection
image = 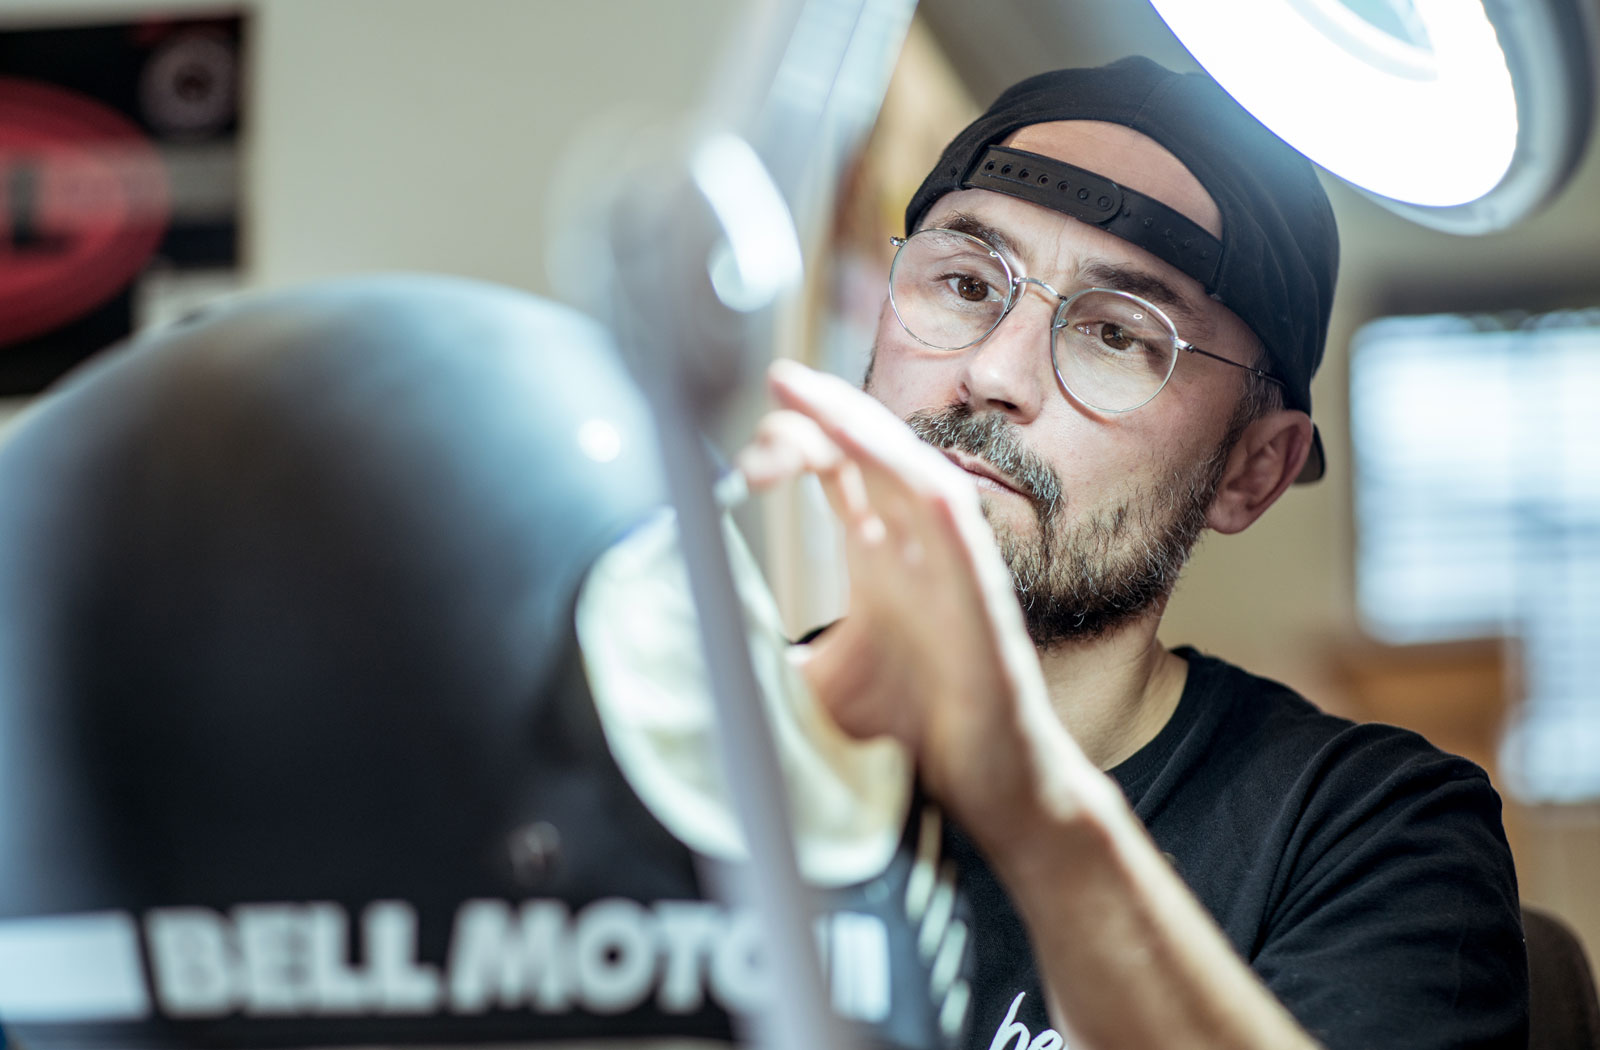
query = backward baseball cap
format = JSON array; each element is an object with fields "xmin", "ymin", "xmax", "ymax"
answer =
[{"xmin": 904, "ymin": 56, "xmax": 1339, "ymax": 483}]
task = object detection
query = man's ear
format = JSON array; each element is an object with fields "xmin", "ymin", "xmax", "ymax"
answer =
[{"xmin": 1207, "ymin": 409, "xmax": 1313, "ymax": 535}]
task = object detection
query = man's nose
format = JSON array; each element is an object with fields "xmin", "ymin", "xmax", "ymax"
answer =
[{"xmin": 958, "ymin": 281, "xmax": 1057, "ymax": 422}]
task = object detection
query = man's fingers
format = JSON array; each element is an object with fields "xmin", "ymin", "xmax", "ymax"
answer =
[
  {"xmin": 736, "ymin": 409, "xmax": 839, "ymax": 488},
  {"xmin": 767, "ymin": 360, "xmax": 934, "ymax": 463},
  {"xmin": 737, "ymin": 408, "xmax": 875, "ymax": 527},
  {"xmin": 769, "ymin": 361, "xmax": 969, "ymax": 498},
  {"xmin": 764, "ymin": 362, "xmax": 1016, "ymax": 629},
  {"xmin": 758, "ymin": 362, "xmax": 1019, "ymax": 611},
  {"xmin": 768, "ymin": 359, "xmax": 988, "ymax": 546}
]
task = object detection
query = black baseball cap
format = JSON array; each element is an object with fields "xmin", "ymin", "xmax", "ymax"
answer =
[{"xmin": 905, "ymin": 56, "xmax": 1338, "ymax": 482}]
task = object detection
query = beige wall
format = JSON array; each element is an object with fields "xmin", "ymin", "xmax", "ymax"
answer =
[{"xmin": 0, "ymin": 0, "xmax": 738, "ymax": 293}]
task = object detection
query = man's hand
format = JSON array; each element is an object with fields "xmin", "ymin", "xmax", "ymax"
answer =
[
  {"xmin": 736, "ymin": 360, "xmax": 1098, "ymax": 846},
  {"xmin": 737, "ymin": 360, "xmax": 1320, "ymax": 1050}
]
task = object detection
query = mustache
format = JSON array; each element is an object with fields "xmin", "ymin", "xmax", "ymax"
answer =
[{"xmin": 903, "ymin": 405, "xmax": 1062, "ymax": 519}]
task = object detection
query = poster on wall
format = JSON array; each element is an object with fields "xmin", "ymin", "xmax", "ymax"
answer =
[{"xmin": 0, "ymin": 13, "xmax": 244, "ymax": 396}]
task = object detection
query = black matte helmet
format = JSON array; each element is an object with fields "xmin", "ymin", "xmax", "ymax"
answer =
[{"xmin": 0, "ymin": 276, "xmax": 970, "ymax": 1049}]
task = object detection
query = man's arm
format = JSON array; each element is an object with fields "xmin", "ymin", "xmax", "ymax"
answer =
[{"xmin": 740, "ymin": 360, "xmax": 1319, "ymax": 1050}]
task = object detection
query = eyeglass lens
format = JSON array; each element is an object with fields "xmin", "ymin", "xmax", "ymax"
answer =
[
  {"xmin": 1052, "ymin": 291, "xmax": 1177, "ymax": 413},
  {"xmin": 889, "ymin": 229, "xmax": 1013, "ymax": 350},
  {"xmin": 889, "ymin": 229, "xmax": 1180, "ymax": 413}
]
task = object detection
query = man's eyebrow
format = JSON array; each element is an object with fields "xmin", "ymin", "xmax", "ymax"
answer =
[
  {"xmin": 925, "ymin": 216, "xmax": 1214, "ymax": 339},
  {"xmin": 1078, "ymin": 262, "xmax": 1211, "ymax": 338},
  {"xmin": 931, "ymin": 212, "xmax": 1024, "ymax": 264}
]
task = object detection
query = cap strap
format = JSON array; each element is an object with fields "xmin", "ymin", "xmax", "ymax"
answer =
[{"xmin": 963, "ymin": 146, "xmax": 1223, "ymax": 291}]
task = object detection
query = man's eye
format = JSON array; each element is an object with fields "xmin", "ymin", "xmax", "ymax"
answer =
[
  {"xmin": 941, "ymin": 273, "xmax": 993, "ymax": 302},
  {"xmin": 1071, "ymin": 322, "xmax": 1158, "ymax": 356},
  {"xmin": 1086, "ymin": 322, "xmax": 1137, "ymax": 351}
]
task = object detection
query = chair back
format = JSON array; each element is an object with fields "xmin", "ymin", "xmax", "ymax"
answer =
[{"xmin": 1525, "ymin": 905, "xmax": 1600, "ymax": 1050}]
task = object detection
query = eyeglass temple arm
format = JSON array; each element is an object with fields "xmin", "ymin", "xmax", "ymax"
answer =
[{"xmin": 1180, "ymin": 342, "xmax": 1287, "ymax": 387}]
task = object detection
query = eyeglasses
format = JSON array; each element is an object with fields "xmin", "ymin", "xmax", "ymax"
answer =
[{"xmin": 887, "ymin": 228, "xmax": 1284, "ymax": 414}]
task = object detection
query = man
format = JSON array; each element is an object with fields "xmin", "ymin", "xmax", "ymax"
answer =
[{"xmin": 740, "ymin": 57, "xmax": 1526, "ymax": 1050}]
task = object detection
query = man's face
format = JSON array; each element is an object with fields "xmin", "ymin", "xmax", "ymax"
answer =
[{"xmin": 865, "ymin": 120, "xmax": 1263, "ymax": 647}]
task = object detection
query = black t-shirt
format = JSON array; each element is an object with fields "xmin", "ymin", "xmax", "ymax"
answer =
[{"xmin": 952, "ymin": 647, "xmax": 1528, "ymax": 1050}]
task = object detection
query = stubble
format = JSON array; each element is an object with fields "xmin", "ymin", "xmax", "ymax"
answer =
[{"xmin": 903, "ymin": 403, "xmax": 1233, "ymax": 648}]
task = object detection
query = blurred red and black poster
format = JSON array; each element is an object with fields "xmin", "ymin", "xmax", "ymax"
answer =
[{"xmin": 0, "ymin": 14, "xmax": 244, "ymax": 395}]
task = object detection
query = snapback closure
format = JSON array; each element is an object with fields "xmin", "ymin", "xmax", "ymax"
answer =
[{"xmin": 963, "ymin": 146, "xmax": 1223, "ymax": 292}]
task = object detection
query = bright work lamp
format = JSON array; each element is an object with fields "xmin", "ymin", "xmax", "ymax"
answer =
[{"xmin": 1148, "ymin": 0, "xmax": 1595, "ymax": 233}]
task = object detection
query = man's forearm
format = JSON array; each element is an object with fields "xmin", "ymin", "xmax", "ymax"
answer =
[{"xmin": 987, "ymin": 758, "xmax": 1320, "ymax": 1050}]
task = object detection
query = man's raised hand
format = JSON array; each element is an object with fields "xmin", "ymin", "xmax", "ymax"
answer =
[{"xmin": 736, "ymin": 360, "xmax": 1087, "ymax": 845}]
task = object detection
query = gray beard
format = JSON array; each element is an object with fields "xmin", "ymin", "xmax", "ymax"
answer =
[{"xmin": 903, "ymin": 404, "xmax": 1229, "ymax": 648}]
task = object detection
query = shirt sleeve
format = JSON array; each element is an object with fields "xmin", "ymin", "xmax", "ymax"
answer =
[{"xmin": 1250, "ymin": 725, "xmax": 1528, "ymax": 1050}]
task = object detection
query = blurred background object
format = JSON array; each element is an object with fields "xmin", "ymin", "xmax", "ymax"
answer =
[
  {"xmin": 0, "ymin": 0, "xmax": 1595, "ymax": 1004},
  {"xmin": 0, "ymin": 9, "xmax": 243, "ymax": 393},
  {"xmin": 1145, "ymin": 0, "xmax": 1594, "ymax": 233}
]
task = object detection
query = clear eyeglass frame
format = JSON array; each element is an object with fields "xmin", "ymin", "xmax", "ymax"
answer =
[{"xmin": 887, "ymin": 228, "xmax": 1285, "ymax": 414}]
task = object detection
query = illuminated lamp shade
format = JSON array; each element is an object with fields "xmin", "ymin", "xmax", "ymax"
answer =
[{"xmin": 1148, "ymin": 0, "xmax": 1595, "ymax": 233}]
